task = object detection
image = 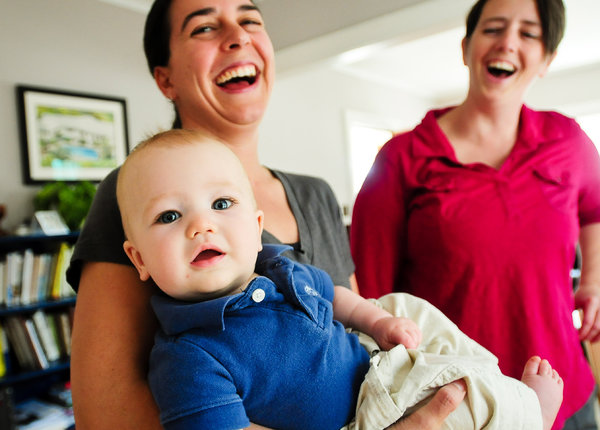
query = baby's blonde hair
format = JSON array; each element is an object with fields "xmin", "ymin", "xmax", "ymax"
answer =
[{"xmin": 116, "ymin": 129, "xmax": 256, "ymax": 237}]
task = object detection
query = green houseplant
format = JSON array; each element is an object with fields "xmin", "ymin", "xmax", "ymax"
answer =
[{"xmin": 34, "ymin": 181, "xmax": 97, "ymax": 231}]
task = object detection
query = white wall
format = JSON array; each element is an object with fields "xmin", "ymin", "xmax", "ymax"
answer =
[
  {"xmin": 0, "ymin": 0, "xmax": 428, "ymax": 232},
  {"xmin": 0, "ymin": 0, "xmax": 172, "ymax": 231},
  {"xmin": 526, "ymin": 64, "xmax": 600, "ymax": 115},
  {"xmin": 260, "ymin": 66, "xmax": 430, "ymax": 213},
  {"xmin": 2, "ymin": 0, "xmax": 599, "ymax": 233}
]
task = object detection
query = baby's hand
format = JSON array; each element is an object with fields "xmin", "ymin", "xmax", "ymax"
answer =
[{"xmin": 372, "ymin": 316, "xmax": 422, "ymax": 351}]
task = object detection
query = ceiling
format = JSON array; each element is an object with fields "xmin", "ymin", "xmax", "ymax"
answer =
[
  {"xmin": 100, "ymin": 0, "xmax": 600, "ymax": 104},
  {"xmin": 98, "ymin": 0, "xmax": 423, "ymax": 50},
  {"xmin": 334, "ymin": 0, "xmax": 600, "ymax": 102}
]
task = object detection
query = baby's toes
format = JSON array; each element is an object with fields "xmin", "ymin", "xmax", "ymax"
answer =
[
  {"xmin": 522, "ymin": 356, "xmax": 541, "ymax": 378},
  {"xmin": 552, "ymin": 370, "xmax": 564, "ymax": 386},
  {"xmin": 538, "ymin": 359, "xmax": 552, "ymax": 376}
]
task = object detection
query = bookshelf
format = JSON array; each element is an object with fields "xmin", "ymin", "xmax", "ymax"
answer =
[{"xmin": 0, "ymin": 232, "xmax": 77, "ymax": 428}]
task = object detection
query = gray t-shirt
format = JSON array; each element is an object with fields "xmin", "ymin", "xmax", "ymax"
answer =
[{"xmin": 66, "ymin": 167, "xmax": 354, "ymax": 290}]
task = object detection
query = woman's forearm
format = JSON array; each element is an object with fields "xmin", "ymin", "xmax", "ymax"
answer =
[{"xmin": 71, "ymin": 262, "xmax": 162, "ymax": 429}]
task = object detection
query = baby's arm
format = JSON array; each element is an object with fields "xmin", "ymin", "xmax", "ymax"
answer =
[{"xmin": 333, "ymin": 286, "xmax": 421, "ymax": 350}]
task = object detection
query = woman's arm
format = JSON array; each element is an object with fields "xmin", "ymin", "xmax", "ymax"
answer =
[
  {"xmin": 351, "ymin": 148, "xmax": 408, "ymax": 300},
  {"xmin": 71, "ymin": 261, "xmax": 162, "ymax": 429},
  {"xmin": 349, "ymin": 273, "xmax": 360, "ymax": 294},
  {"xmin": 575, "ymin": 222, "xmax": 600, "ymax": 342}
]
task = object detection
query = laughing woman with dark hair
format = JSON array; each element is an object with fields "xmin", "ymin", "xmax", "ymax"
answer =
[
  {"xmin": 67, "ymin": 0, "xmax": 465, "ymax": 428},
  {"xmin": 351, "ymin": 0, "xmax": 600, "ymax": 429}
]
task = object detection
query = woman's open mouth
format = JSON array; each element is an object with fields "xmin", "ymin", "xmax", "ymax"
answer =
[
  {"xmin": 487, "ymin": 60, "xmax": 516, "ymax": 78},
  {"xmin": 216, "ymin": 65, "xmax": 257, "ymax": 89}
]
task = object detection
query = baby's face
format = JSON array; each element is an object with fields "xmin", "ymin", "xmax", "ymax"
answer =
[{"xmin": 121, "ymin": 140, "xmax": 263, "ymax": 301}]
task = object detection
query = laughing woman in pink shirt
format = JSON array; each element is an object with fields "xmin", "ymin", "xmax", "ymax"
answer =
[{"xmin": 351, "ymin": 0, "xmax": 600, "ymax": 429}]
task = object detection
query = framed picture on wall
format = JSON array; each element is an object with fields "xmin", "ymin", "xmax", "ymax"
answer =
[{"xmin": 17, "ymin": 85, "xmax": 129, "ymax": 184}]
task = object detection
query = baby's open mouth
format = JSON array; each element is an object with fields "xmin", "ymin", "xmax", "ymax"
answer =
[
  {"xmin": 487, "ymin": 60, "xmax": 516, "ymax": 78},
  {"xmin": 216, "ymin": 65, "xmax": 257, "ymax": 88},
  {"xmin": 193, "ymin": 249, "xmax": 223, "ymax": 263}
]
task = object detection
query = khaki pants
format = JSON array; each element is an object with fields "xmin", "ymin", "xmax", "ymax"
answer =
[{"xmin": 342, "ymin": 293, "xmax": 543, "ymax": 430}]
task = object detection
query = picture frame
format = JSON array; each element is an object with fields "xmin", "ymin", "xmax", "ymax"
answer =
[{"xmin": 17, "ymin": 85, "xmax": 129, "ymax": 184}]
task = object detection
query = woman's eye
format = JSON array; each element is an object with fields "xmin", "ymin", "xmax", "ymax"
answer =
[
  {"xmin": 483, "ymin": 28, "xmax": 501, "ymax": 35},
  {"xmin": 157, "ymin": 211, "xmax": 181, "ymax": 224},
  {"xmin": 242, "ymin": 19, "xmax": 262, "ymax": 27},
  {"xmin": 522, "ymin": 31, "xmax": 540, "ymax": 39},
  {"xmin": 191, "ymin": 25, "xmax": 214, "ymax": 36},
  {"xmin": 212, "ymin": 198, "xmax": 233, "ymax": 211}
]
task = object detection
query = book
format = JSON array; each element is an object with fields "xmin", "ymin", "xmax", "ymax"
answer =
[
  {"xmin": 45, "ymin": 314, "xmax": 65, "ymax": 359},
  {"xmin": 31, "ymin": 311, "xmax": 60, "ymax": 362},
  {"xmin": 0, "ymin": 323, "xmax": 8, "ymax": 377},
  {"xmin": 4, "ymin": 317, "xmax": 35, "ymax": 370},
  {"xmin": 36, "ymin": 254, "xmax": 53, "ymax": 302},
  {"xmin": 50, "ymin": 244, "xmax": 72, "ymax": 300},
  {"xmin": 23, "ymin": 319, "xmax": 49, "ymax": 370},
  {"xmin": 5, "ymin": 252, "xmax": 24, "ymax": 306},
  {"xmin": 28, "ymin": 255, "xmax": 42, "ymax": 305},
  {"xmin": 19, "ymin": 249, "xmax": 35, "ymax": 305},
  {"xmin": 57, "ymin": 313, "xmax": 72, "ymax": 357}
]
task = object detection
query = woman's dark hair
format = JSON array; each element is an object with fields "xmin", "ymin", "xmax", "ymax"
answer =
[
  {"xmin": 143, "ymin": 0, "xmax": 180, "ymax": 128},
  {"xmin": 143, "ymin": 0, "xmax": 173, "ymax": 76},
  {"xmin": 465, "ymin": 0, "xmax": 565, "ymax": 54}
]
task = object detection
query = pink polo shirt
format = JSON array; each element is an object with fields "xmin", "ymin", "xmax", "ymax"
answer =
[{"xmin": 351, "ymin": 106, "xmax": 600, "ymax": 429}]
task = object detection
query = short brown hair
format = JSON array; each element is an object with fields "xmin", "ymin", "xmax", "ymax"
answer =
[{"xmin": 465, "ymin": 0, "xmax": 565, "ymax": 54}]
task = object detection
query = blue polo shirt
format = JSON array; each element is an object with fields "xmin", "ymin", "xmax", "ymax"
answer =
[{"xmin": 149, "ymin": 245, "xmax": 370, "ymax": 430}]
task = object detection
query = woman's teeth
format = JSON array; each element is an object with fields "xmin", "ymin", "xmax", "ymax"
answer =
[
  {"xmin": 487, "ymin": 60, "xmax": 516, "ymax": 77},
  {"xmin": 216, "ymin": 65, "xmax": 257, "ymax": 86}
]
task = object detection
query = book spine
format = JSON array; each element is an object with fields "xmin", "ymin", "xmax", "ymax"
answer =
[
  {"xmin": 32, "ymin": 310, "xmax": 61, "ymax": 362},
  {"xmin": 23, "ymin": 319, "xmax": 49, "ymax": 370}
]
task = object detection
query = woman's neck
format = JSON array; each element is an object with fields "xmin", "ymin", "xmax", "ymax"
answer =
[
  {"xmin": 437, "ymin": 94, "xmax": 523, "ymax": 168},
  {"xmin": 181, "ymin": 118, "xmax": 268, "ymax": 180},
  {"xmin": 445, "ymin": 95, "xmax": 522, "ymax": 145}
]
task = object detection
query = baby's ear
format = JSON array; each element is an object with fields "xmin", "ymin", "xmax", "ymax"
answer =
[
  {"xmin": 123, "ymin": 240, "xmax": 151, "ymax": 281},
  {"xmin": 255, "ymin": 210, "xmax": 265, "ymax": 252}
]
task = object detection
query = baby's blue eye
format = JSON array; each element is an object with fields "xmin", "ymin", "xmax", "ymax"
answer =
[
  {"xmin": 158, "ymin": 211, "xmax": 181, "ymax": 224},
  {"xmin": 212, "ymin": 198, "xmax": 233, "ymax": 210}
]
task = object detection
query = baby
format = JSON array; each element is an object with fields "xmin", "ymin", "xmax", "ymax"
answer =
[{"xmin": 116, "ymin": 129, "xmax": 563, "ymax": 430}]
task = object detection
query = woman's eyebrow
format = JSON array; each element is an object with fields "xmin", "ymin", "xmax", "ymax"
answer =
[
  {"xmin": 240, "ymin": 4, "xmax": 260, "ymax": 14},
  {"xmin": 481, "ymin": 17, "xmax": 508, "ymax": 26},
  {"xmin": 181, "ymin": 4, "xmax": 261, "ymax": 33},
  {"xmin": 481, "ymin": 16, "xmax": 541, "ymax": 27},
  {"xmin": 181, "ymin": 8, "xmax": 215, "ymax": 32}
]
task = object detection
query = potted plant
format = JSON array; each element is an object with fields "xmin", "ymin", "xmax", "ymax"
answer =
[{"xmin": 34, "ymin": 181, "xmax": 96, "ymax": 231}]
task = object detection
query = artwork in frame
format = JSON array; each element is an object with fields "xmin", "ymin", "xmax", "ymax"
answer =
[{"xmin": 17, "ymin": 85, "xmax": 129, "ymax": 184}]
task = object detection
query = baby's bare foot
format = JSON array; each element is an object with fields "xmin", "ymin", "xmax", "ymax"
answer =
[{"xmin": 521, "ymin": 356, "xmax": 563, "ymax": 430}]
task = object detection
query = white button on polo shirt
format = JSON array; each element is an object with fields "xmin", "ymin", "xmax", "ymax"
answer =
[{"xmin": 252, "ymin": 288, "xmax": 266, "ymax": 303}]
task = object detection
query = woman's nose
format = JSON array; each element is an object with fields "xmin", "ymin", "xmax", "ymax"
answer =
[
  {"xmin": 496, "ymin": 28, "xmax": 518, "ymax": 53},
  {"xmin": 222, "ymin": 25, "xmax": 251, "ymax": 51}
]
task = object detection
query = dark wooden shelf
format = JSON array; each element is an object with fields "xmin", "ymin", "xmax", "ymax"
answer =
[
  {"xmin": 0, "ymin": 297, "xmax": 76, "ymax": 317},
  {"xmin": 0, "ymin": 360, "xmax": 70, "ymax": 387},
  {"xmin": 0, "ymin": 232, "xmax": 79, "ymax": 253}
]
